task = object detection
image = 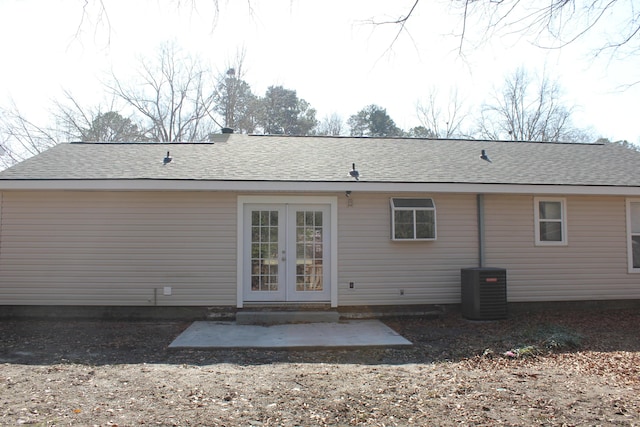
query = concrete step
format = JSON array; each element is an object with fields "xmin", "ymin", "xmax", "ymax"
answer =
[{"xmin": 236, "ymin": 310, "xmax": 340, "ymax": 325}]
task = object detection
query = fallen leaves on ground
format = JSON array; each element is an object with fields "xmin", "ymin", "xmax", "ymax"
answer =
[{"xmin": 1, "ymin": 308, "xmax": 639, "ymax": 426}]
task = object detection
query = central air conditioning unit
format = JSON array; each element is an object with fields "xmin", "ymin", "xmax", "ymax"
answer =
[{"xmin": 461, "ymin": 267, "xmax": 507, "ymax": 320}]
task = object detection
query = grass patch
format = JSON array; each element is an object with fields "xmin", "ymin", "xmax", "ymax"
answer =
[
  {"xmin": 540, "ymin": 326, "xmax": 583, "ymax": 350},
  {"xmin": 495, "ymin": 324, "xmax": 583, "ymax": 359}
]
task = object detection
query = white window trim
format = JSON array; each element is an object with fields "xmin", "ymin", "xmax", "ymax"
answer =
[
  {"xmin": 534, "ymin": 197, "xmax": 568, "ymax": 246},
  {"xmin": 627, "ymin": 198, "xmax": 640, "ymax": 274},
  {"xmin": 390, "ymin": 198, "xmax": 437, "ymax": 241}
]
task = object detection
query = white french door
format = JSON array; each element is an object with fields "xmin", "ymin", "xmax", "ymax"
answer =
[{"xmin": 243, "ymin": 203, "xmax": 331, "ymax": 303}]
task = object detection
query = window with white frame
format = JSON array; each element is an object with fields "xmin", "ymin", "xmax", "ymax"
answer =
[
  {"xmin": 390, "ymin": 198, "xmax": 436, "ymax": 241},
  {"xmin": 627, "ymin": 200, "xmax": 640, "ymax": 272},
  {"xmin": 534, "ymin": 197, "xmax": 567, "ymax": 245}
]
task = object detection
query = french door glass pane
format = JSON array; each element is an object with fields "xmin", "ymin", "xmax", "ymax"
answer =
[
  {"xmin": 250, "ymin": 210, "xmax": 279, "ymax": 291},
  {"xmin": 295, "ymin": 211, "xmax": 323, "ymax": 292}
]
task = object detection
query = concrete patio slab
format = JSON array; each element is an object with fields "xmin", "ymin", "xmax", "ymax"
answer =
[{"xmin": 169, "ymin": 320, "xmax": 412, "ymax": 349}]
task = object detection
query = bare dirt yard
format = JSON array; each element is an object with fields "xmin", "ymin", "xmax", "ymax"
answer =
[{"xmin": 1, "ymin": 307, "xmax": 639, "ymax": 426}]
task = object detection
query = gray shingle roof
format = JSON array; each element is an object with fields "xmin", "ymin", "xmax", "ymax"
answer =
[{"xmin": 1, "ymin": 134, "xmax": 639, "ymax": 187}]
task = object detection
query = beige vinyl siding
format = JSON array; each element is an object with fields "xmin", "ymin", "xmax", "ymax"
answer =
[
  {"xmin": 337, "ymin": 193, "xmax": 478, "ymax": 305},
  {"xmin": 484, "ymin": 195, "xmax": 640, "ymax": 301},
  {"xmin": 0, "ymin": 191, "xmax": 236, "ymax": 306},
  {"xmin": 3, "ymin": 189, "xmax": 636, "ymax": 308}
]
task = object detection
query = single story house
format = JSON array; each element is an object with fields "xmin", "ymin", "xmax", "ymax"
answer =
[{"xmin": 0, "ymin": 133, "xmax": 638, "ymax": 314}]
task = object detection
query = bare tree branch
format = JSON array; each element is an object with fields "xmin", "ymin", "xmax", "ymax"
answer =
[
  {"xmin": 0, "ymin": 101, "xmax": 59, "ymax": 166},
  {"xmin": 107, "ymin": 43, "xmax": 218, "ymax": 141},
  {"xmin": 74, "ymin": 0, "xmax": 111, "ymax": 46},
  {"xmin": 373, "ymin": 0, "xmax": 640, "ymax": 59},
  {"xmin": 370, "ymin": 0, "xmax": 421, "ymax": 50},
  {"xmin": 458, "ymin": 0, "xmax": 470, "ymax": 54},
  {"xmin": 71, "ymin": 0, "xmax": 227, "ymax": 46},
  {"xmin": 416, "ymin": 87, "xmax": 470, "ymax": 138},
  {"xmin": 52, "ymin": 91, "xmax": 147, "ymax": 142},
  {"xmin": 315, "ymin": 113, "xmax": 345, "ymax": 136},
  {"xmin": 478, "ymin": 66, "xmax": 590, "ymax": 142},
  {"xmin": 211, "ymin": 48, "xmax": 258, "ymax": 133}
]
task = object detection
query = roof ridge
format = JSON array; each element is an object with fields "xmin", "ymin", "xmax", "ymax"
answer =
[
  {"xmin": 246, "ymin": 134, "xmax": 604, "ymax": 146},
  {"xmin": 69, "ymin": 141, "xmax": 217, "ymax": 145}
]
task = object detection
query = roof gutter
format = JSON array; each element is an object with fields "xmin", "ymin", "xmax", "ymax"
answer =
[{"xmin": 0, "ymin": 180, "xmax": 640, "ymax": 196}]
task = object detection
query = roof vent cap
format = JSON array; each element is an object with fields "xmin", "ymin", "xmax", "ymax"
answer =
[
  {"xmin": 349, "ymin": 163, "xmax": 360, "ymax": 181},
  {"xmin": 163, "ymin": 151, "xmax": 172, "ymax": 164},
  {"xmin": 480, "ymin": 149, "xmax": 492, "ymax": 163}
]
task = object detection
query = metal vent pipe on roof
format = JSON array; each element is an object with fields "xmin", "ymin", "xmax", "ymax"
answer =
[{"xmin": 163, "ymin": 151, "xmax": 172, "ymax": 164}]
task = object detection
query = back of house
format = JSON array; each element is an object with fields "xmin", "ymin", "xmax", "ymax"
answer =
[{"xmin": 0, "ymin": 134, "xmax": 638, "ymax": 316}]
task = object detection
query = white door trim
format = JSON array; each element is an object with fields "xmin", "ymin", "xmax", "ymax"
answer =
[{"xmin": 237, "ymin": 195, "xmax": 338, "ymax": 308}]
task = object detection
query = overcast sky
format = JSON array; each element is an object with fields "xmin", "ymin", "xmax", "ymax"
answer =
[{"xmin": 1, "ymin": 0, "xmax": 638, "ymax": 143}]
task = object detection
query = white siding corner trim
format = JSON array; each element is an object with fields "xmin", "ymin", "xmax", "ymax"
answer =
[{"xmin": 236, "ymin": 195, "xmax": 338, "ymax": 308}]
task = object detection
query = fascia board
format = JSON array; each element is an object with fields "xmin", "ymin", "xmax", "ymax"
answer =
[{"xmin": 1, "ymin": 179, "xmax": 640, "ymax": 196}]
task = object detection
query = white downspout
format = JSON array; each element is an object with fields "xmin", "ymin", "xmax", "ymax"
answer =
[{"xmin": 477, "ymin": 194, "xmax": 486, "ymax": 268}]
